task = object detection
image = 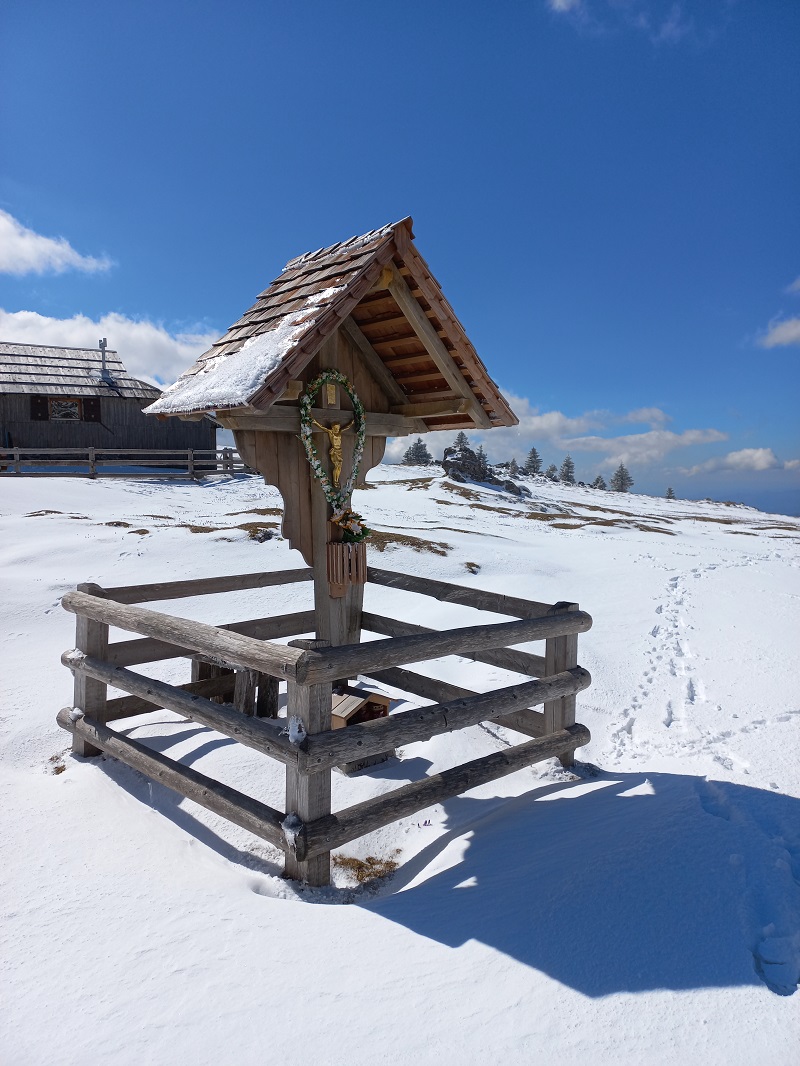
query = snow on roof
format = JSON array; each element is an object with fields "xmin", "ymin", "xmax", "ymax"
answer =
[
  {"xmin": 0, "ymin": 342, "xmax": 160, "ymax": 400},
  {"xmin": 147, "ymin": 287, "xmax": 343, "ymax": 415}
]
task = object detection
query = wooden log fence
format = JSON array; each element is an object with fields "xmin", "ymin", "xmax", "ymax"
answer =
[
  {"xmin": 57, "ymin": 566, "xmax": 593, "ymax": 886},
  {"xmin": 0, "ymin": 446, "xmax": 250, "ymax": 478}
]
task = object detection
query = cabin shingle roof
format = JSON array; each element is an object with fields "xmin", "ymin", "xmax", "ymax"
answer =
[
  {"xmin": 0, "ymin": 343, "xmax": 160, "ymax": 400},
  {"xmin": 146, "ymin": 218, "xmax": 517, "ymax": 431}
]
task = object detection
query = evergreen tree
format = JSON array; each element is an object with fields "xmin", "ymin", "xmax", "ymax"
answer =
[
  {"xmin": 524, "ymin": 446, "xmax": 542, "ymax": 475},
  {"xmin": 591, "ymin": 475, "xmax": 607, "ymax": 490},
  {"xmin": 610, "ymin": 463, "xmax": 634, "ymax": 492},
  {"xmin": 544, "ymin": 464, "xmax": 559, "ymax": 481},
  {"xmin": 665, "ymin": 486, "xmax": 676, "ymax": 500},
  {"xmin": 475, "ymin": 444, "xmax": 490, "ymax": 480},
  {"xmin": 453, "ymin": 430, "xmax": 470, "ymax": 451},
  {"xmin": 508, "ymin": 457, "xmax": 520, "ymax": 477},
  {"xmin": 559, "ymin": 454, "xmax": 576, "ymax": 485},
  {"xmin": 403, "ymin": 437, "xmax": 432, "ymax": 465}
]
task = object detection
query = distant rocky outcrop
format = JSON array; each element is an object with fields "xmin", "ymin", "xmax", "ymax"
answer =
[{"xmin": 442, "ymin": 444, "xmax": 529, "ymax": 497}]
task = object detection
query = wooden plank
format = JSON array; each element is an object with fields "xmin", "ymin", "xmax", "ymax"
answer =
[
  {"xmin": 298, "ymin": 667, "xmax": 589, "ymax": 772},
  {"xmin": 284, "ymin": 640, "xmax": 332, "ymax": 885},
  {"xmin": 255, "ymin": 675, "xmax": 279, "ymax": 719},
  {"xmin": 65, "ymin": 653, "xmax": 299, "ymax": 767},
  {"xmin": 389, "ymin": 398, "xmax": 468, "ymax": 418},
  {"xmin": 302, "ymin": 724, "xmax": 591, "ymax": 858},
  {"xmin": 361, "ymin": 612, "xmax": 548, "ymax": 677},
  {"xmin": 107, "ymin": 610, "xmax": 316, "ymax": 667},
  {"xmin": 218, "ymin": 407, "xmax": 424, "ymax": 437},
  {"xmin": 71, "ymin": 581, "xmax": 109, "ymax": 756},
  {"xmin": 103, "ymin": 568, "xmax": 312, "ymax": 604},
  {"xmin": 234, "ymin": 669, "xmax": 258, "ymax": 716},
  {"xmin": 544, "ymin": 603, "xmax": 580, "ymax": 768},
  {"xmin": 367, "ymin": 567, "xmax": 555, "ymax": 619},
  {"xmin": 294, "ymin": 614, "xmax": 592, "ymax": 686},
  {"xmin": 56, "ymin": 709, "xmax": 288, "ymax": 853},
  {"xmin": 105, "ymin": 673, "xmax": 236, "ymax": 721},
  {"xmin": 62, "ymin": 591, "xmax": 305, "ymax": 679},
  {"xmin": 364, "ymin": 666, "xmax": 546, "ymax": 739},
  {"xmin": 385, "ymin": 263, "xmax": 492, "ymax": 429}
]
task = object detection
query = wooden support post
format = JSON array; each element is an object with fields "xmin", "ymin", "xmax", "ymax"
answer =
[
  {"xmin": 71, "ymin": 582, "xmax": 109, "ymax": 757},
  {"xmin": 88, "ymin": 448, "xmax": 97, "ymax": 478},
  {"xmin": 188, "ymin": 450, "xmax": 195, "ymax": 479},
  {"xmin": 544, "ymin": 602, "xmax": 580, "ymax": 767},
  {"xmin": 233, "ymin": 669, "xmax": 258, "ymax": 716},
  {"xmin": 283, "ymin": 639, "xmax": 332, "ymax": 886},
  {"xmin": 255, "ymin": 674, "xmax": 279, "ymax": 718},
  {"xmin": 14, "ymin": 448, "xmax": 20, "ymax": 474}
]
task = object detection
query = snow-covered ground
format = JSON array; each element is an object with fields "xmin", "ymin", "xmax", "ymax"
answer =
[{"xmin": 2, "ymin": 467, "xmax": 799, "ymax": 1065}]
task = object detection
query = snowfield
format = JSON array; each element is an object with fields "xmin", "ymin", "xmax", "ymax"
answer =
[{"xmin": 2, "ymin": 467, "xmax": 799, "ymax": 1065}]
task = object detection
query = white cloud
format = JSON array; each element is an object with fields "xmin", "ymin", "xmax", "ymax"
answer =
[
  {"xmin": 563, "ymin": 427, "xmax": 727, "ymax": 468},
  {"xmin": 784, "ymin": 458, "xmax": 800, "ymax": 471},
  {"xmin": 620, "ymin": 407, "xmax": 671, "ymax": 426},
  {"xmin": 545, "ymin": 0, "xmax": 698, "ymax": 45},
  {"xmin": 681, "ymin": 448, "xmax": 782, "ymax": 477},
  {"xmin": 785, "ymin": 277, "xmax": 800, "ymax": 295},
  {"xmin": 0, "ymin": 308, "xmax": 217, "ymax": 386},
  {"xmin": 0, "ymin": 210, "xmax": 112, "ymax": 276},
  {"xmin": 759, "ymin": 316, "xmax": 800, "ymax": 348}
]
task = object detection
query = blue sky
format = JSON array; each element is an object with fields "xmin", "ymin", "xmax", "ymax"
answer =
[{"xmin": 1, "ymin": 0, "xmax": 798, "ymax": 512}]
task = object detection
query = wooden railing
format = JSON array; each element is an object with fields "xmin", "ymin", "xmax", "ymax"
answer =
[
  {"xmin": 0, "ymin": 447, "xmax": 248, "ymax": 477},
  {"xmin": 57, "ymin": 567, "xmax": 592, "ymax": 886}
]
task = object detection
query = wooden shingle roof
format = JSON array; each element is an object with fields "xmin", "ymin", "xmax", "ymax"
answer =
[
  {"xmin": 0, "ymin": 342, "xmax": 160, "ymax": 400},
  {"xmin": 147, "ymin": 218, "xmax": 517, "ymax": 432}
]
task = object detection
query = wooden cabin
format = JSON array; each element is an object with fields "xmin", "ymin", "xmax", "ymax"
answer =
[{"xmin": 0, "ymin": 340, "xmax": 216, "ymax": 452}]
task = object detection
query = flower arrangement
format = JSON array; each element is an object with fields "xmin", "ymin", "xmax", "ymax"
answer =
[{"xmin": 299, "ymin": 370, "xmax": 370, "ymax": 541}]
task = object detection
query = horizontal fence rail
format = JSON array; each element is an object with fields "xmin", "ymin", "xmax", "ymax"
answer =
[
  {"xmin": 0, "ymin": 446, "xmax": 250, "ymax": 478},
  {"xmin": 62, "ymin": 587, "xmax": 306, "ymax": 679},
  {"xmin": 57, "ymin": 566, "xmax": 594, "ymax": 887}
]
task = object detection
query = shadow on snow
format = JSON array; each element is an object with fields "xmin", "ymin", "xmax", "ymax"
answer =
[{"xmin": 364, "ymin": 768, "xmax": 800, "ymax": 998}]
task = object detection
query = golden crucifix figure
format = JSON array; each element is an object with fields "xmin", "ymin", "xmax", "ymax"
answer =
[{"xmin": 311, "ymin": 417, "xmax": 354, "ymax": 488}]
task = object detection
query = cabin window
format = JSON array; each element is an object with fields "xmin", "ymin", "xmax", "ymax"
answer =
[{"xmin": 49, "ymin": 398, "xmax": 82, "ymax": 420}]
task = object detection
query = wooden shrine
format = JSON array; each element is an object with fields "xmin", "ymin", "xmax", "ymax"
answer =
[{"xmin": 57, "ymin": 219, "xmax": 593, "ymax": 886}]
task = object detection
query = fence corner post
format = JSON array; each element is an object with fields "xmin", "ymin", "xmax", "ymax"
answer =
[
  {"xmin": 544, "ymin": 602, "xmax": 579, "ymax": 768},
  {"xmin": 283, "ymin": 639, "xmax": 331, "ymax": 885},
  {"xmin": 71, "ymin": 582, "xmax": 109, "ymax": 757}
]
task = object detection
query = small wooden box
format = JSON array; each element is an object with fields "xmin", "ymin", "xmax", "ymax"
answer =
[{"xmin": 331, "ymin": 688, "xmax": 393, "ymax": 774}]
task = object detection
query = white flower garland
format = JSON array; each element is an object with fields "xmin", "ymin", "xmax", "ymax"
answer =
[{"xmin": 299, "ymin": 370, "xmax": 369, "ymax": 541}]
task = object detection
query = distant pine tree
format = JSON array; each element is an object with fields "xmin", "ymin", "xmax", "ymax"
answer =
[
  {"xmin": 508, "ymin": 457, "xmax": 520, "ymax": 477},
  {"xmin": 453, "ymin": 431, "xmax": 470, "ymax": 451},
  {"xmin": 665, "ymin": 486, "xmax": 676, "ymax": 500},
  {"xmin": 559, "ymin": 454, "xmax": 576, "ymax": 485},
  {"xmin": 591, "ymin": 475, "xmax": 607, "ymax": 490},
  {"xmin": 403, "ymin": 437, "xmax": 432, "ymax": 465},
  {"xmin": 524, "ymin": 446, "xmax": 542, "ymax": 475},
  {"xmin": 610, "ymin": 463, "xmax": 634, "ymax": 492},
  {"xmin": 544, "ymin": 464, "xmax": 559, "ymax": 481},
  {"xmin": 475, "ymin": 444, "xmax": 490, "ymax": 480}
]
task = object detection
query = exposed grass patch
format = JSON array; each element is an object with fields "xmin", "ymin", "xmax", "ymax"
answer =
[
  {"xmin": 26, "ymin": 509, "xmax": 63, "ymax": 516},
  {"xmin": 104, "ymin": 520, "xmax": 132, "ymax": 528},
  {"xmin": 49, "ymin": 752, "xmax": 67, "ymax": 775},
  {"xmin": 127, "ymin": 529, "xmax": 150, "ymax": 536},
  {"xmin": 224, "ymin": 507, "xmax": 283, "ymax": 517},
  {"xmin": 333, "ymin": 851, "xmax": 401, "ymax": 884},
  {"xmin": 465, "ymin": 561, "xmax": 481, "ymax": 574},
  {"xmin": 525, "ymin": 511, "xmax": 567, "ymax": 522},
  {"xmin": 367, "ymin": 530, "xmax": 451, "ymax": 556}
]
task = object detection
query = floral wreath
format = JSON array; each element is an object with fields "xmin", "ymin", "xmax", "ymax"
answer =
[{"xmin": 299, "ymin": 369, "xmax": 370, "ymax": 542}]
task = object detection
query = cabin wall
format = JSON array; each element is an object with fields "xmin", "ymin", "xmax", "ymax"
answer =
[{"xmin": 0, "ymin": 394, "xmax": 216, "ymax": 450}]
